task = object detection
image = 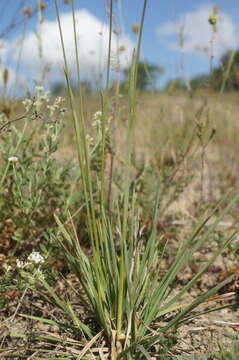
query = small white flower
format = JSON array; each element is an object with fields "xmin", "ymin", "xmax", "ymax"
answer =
[
  {"xmin": 3, "ymin": 264, "xmax": 12, "ymax": 272},
  {"xmin": 86, "ymin": 134, "xmax": 94, "ymax": 145},
  {"xmin": 22, "ymin": 98, "xmax": 32, "ymax": 111},
  {"xmin": 92, "ymin": 111, "xmax": 111, "ymax": 133},
  {"xmin": 16, "ymin": 259, "xmax": 27, "ymax": 268},
  {"xmin": 27, "ymin": 251, "xmax": 44, "ymax": 265},
  {"xmin": 59, "ymin": 107, "xmax": 67, "ymax": 115},
  {"xmin": 40, "ymin": 92, "xmax": 50, "ymax": 102},
  {"xmin": 35, "ymin": 85, "xmax": 44, "ymax": 92},
  {"xmin": 8, "ymin": 156, "xmax": 18, "ymax": 163},
  {"xmin": 55, "ymin": 96, "xmax": 65, "ymax": 104},
  {"xmin": 35, "ymin": 100, "xmax": 42, "ymax": 109},
  {"xmin": 35, "ymin": 268, "xmax": 45, "ymax": 280},
  {"xmin": 93, "ymin": 111, "xmax": 103, "ymax": 132},
  {"xmin": 93, "ymin": 111, "xmax": 102, "ymax": 122},
  {"xmin": 47, "ymin": 105, "xmax": 55, "ymax": 113}
]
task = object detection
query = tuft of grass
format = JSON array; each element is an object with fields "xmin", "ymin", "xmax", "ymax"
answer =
[
  {"xmin": 1, "ymin": 1, "xmax": 239, "ymax": 359},
  {"xmin": 18, "ymin": 0, "xmax": 238, "ymax": 359}
]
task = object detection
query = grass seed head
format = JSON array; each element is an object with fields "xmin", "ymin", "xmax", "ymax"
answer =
[
  {"xmin": 208, "ymin": 13, "xmax": 217, "ymax": 26},
  {"xmin": 23, "ymin": 7, "xmax": 32, "ymax": 17},
  {"xmin": 118, "ymin": 45, "xmax": 126, "ymax": 53},
  {"xmin": 38, "ymin": 2, "xmax": 46, "ymax": 11},
  {"xmin": 132, "ymin": 23, "xmax": 140, "ymax": 34},
  {"xmin": 3, "ymin": 68, "xmax": 9, "ymax": 87},
  {"xmin": 208, "ymin": 6, "xmax": 219, "ymax": 31}
]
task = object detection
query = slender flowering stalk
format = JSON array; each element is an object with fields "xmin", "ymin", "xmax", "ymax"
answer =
[{"xmin": 117, "ymin": 0, "xmax": 148, "ymax": 339}]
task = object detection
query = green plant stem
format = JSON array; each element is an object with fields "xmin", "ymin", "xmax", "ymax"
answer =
[
  {"xmin": 117, "ymin": 0, "xmax": 148, "ymax": 339},
  {"xmin": 55, "ymin": 0, "xmax": 106, "ymax": 327},
  {"xmin": 100, "ymin": 0, "xmax": 113, "ymax": 207}
]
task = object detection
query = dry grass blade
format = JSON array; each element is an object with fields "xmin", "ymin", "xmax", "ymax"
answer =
[{"xmin": 76, "ymin": 330, "xmax": 103, "ymax": 359}]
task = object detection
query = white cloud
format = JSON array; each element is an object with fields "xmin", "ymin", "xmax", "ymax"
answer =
[
  {"xmin": 158, "ymin": 4, "xmax": 238, "ymax": 59},
  {"xmin": 0, "ymin": 40, "xmax": 8, "ymax": 61},
  {"xmin": 5, "ymin": 9, "xmax": 134, "ymax": 85}
]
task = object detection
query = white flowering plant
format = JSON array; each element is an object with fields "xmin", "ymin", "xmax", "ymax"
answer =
[
  {"xmin": 16, "ymin": 250, "xmax": 49, "ymax": 285},
  {"xmin": 0, "ymin": 250, "xmax": 55, "ymax": 310},
  {"xmin": 0, "ymin": 86, "xmax": 77, "ymax": 256}
]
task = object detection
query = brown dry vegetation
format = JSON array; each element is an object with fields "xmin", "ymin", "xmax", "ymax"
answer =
[{"xmin": 62, "ymin": 90, "xmax": 239, "ymax": 217}]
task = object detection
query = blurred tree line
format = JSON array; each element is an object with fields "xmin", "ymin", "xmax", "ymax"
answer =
[
  {"xmin": 166, "ymin": 50, "xmax": 239, "ymax": 93},
  {"xmin": 51, "ymin": 61, "xmax": 164, "ymax": 95},
  {"xmin": 121, "ymin": 61, "xmax": 163, "ymax": 91},
  {"xmin": 51, "ymin": 49, "xmax": 239, "ymax": 95}
]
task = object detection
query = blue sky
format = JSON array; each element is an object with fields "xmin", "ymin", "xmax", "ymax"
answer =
[{"xmin": 0, "ymin": 0, "xmax": 239, "ymax": 91}]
